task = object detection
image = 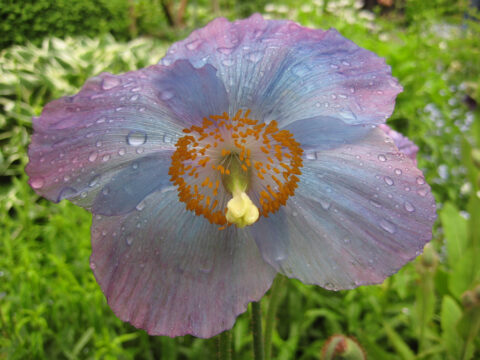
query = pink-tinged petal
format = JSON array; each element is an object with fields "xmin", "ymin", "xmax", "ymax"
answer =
[
  {"xmin": 90, "ymin": 189, "xmax": 276, "ymax": 338},
  {"xmin": 161, "ymin": 14, "xmax": 402, "ymax": 129},
  {"xmin": 252, "ymin": 128, "xmax": 436, "ymax": 289},
  {"xmin": 26, "ymin": 60, "xmax": 228, "ymax": 213},
  {"xmin": 379, "ymin": 124, "xmax": 419, "ymax": 162}
]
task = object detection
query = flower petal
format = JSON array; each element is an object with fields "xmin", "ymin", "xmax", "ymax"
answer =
[
  {"xmin": 379, "ymin": 124, "xmax": 419, "ymax": 162},
  {"xmin": 252, "ymin": 128, "xmax": 436, "ymax": 289},
  {"xmin": 90, "ymin": 189, "xmax": 276, "ymax": 338},
  {"xmin": 161, "ymin": 14, "xmax": 402, "ymax": 128},
  {"xmin": 26, "ymin": 60, "xmax": 228, "ymax": 212}
]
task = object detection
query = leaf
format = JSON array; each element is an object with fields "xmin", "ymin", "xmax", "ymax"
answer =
[{"xmin": 441, "ymin": 295, "xmax": 463, "ymax": 360}]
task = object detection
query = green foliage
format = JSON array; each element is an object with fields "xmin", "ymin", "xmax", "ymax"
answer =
[
  {"xmin": 0, "ymin": 0, "xmax": 131, "ymax": 49},
  {"xmin": 1, "ymin": 0, "xmax": 480, "ymax": 359}
]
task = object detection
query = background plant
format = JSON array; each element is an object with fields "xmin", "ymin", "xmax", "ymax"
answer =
[{"xmin": 1, "ymin": 0, "xmax": 480, "ymax": 359}]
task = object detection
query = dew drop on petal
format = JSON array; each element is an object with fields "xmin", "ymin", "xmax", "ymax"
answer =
[
  {"xmin": 320, "ymin": 200, "xmax": 331, "ymax": 210},
  {"xmin": 118, "ymin": 148, "xmax": 126, "ymax": 156},
  {"xmin": 102, "ymin": 154, "xmax": 110, "ymax": 162},
  {"xmin": 127, "ymin": 131, "xmax": 147, "ymax": 146},
  {"xmin": 160, "ymin": 90, "xmax": 174, "ymax": 101},
  {"xmin": 369, "ymin": 199, "xmax": 382, "ymax": 208},
  {"xmin": 186, "ymin": 39, "xmax": 202, "ymax": 50},
  {"xmin": 89, "ymin": 261, "xmax": 96, "ymax": 270},
  {"xmin": 339, "ymin": 109, "xmax": 357, "ymax": 121},
  {"xmin": 416, "ymin": 177, "xmax": 425, "ymax": 185},
  {"xmin": 89, "ymin": 175, "xmax": 99, "ymax": 187},
  {"xmin": 31, "ymin": 177, "xmax": 45, "ymax": 189},
  {"xmin": 126, "ymin": 236, "xmax": 134, "ymax": 246},
  {"xmin": 417, "ymin": 188, "xmax": 427, "ymax": 197},
  {"xmin": 221, "ymin": 58, "xmax": 235, "ymax": 67},
  {"xmin": 102, "ymin": 77, "xmax": 120, "ymax": 90},
  {"xmin": 380, "ymin": 219, "xmax": 396, "ymax": 234},
  {"xmin": 96, "ymin": 140, "xmax": 102, "ymax": 147},
  {"xmin": 394, "ymin": 168, "xmax": 402, "ymax": 175},
  {"xmin": 384, "ymin": 176, "xmax": 394, "ymax": 186},
  {"xmin": 246, "ymin": 50, "xmax": 263, "ymax": 63},
  {"xmin": 378, "ymin": 154, "xmax": 387, "ymax": 162},
  {"xmin": 88, "ymin": 151, "xmax": 98, "ymax": 162},
  {"xmin": 404, "ymin": 201, "xmax": 415, "ymax": 212}
]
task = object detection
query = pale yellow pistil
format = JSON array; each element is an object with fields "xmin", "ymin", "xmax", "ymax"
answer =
[{"xmin": 226, "ymin": 191, "xmax": 260, "ymax": 228}]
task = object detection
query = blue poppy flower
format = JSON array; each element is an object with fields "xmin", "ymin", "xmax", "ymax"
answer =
[{"xmin": 26, "ymin": 14, "xmax": 436, "ymax": 338}]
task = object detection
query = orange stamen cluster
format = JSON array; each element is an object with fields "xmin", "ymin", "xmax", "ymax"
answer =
[{"xmin": 169, "ymin": 109, "xmax": 303, "ymax": 226}]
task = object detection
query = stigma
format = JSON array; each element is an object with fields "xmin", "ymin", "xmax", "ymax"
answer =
[{"xmin": 169, "ymin": 109, "xmax": 303, "ymax": 228}]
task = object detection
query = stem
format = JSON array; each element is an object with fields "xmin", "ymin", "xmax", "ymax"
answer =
[
  {"xmin": 251, "ymin": 301, "xmax": 264, "ymax": 360},
  {"xmin": 264, "ymin": 276, "xmax": 285, "ymax": 360},
  {"xmin": 218, "ymin": 330, "xmax": 231, "ymax": 360}
]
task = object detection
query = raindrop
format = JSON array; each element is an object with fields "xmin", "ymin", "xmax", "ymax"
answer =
[
  {"xmin": 331, "ymin": 94, "xmax": 337, "ymax": 99},
  {"xmin": 31, "ymin": 177, "xmax": 45, "ymax": 189},
  {"xmin": 95, "ymin": 140, "xmax": 102, "ymax": 147},
  {"xmin": 96, "ymin": 117, "xmax": 106, "ymax": 124},
  {"xmin": 404, "ymin": 201, "xmax": 415, "ymax": 212},
  {"xmin": 160, "ymin": 90, "xmax": 174, "ymax": 101},
  {"xmin": 369, "ymin": 199, "xmax": 382, "ymax": 208},
  {"xmin": 291, "ymin": 63, "xmax": 309, "ymax": 77},
  {"xmin": 324, "ymin": 102, "xmax": 329, "ymax": 108},
  {"xmin": 186, "ymin": 39, "xmax": 202, "ymax": 50},
  {"xmin": 118, "ymin": 148, "xmax": 126, "ymax": 156},
  {"xmin": 405, "ymin": 186, "xmax": 411, "ymax": 192},
  {"xmin": 330, "ymin": 64, "xmax": 339, "ymax": 69},
  {"xmin": 342, "ymin": 61, "xmax": 350, "ymax": 66},
  {"xmin": 221, "ymin": 58, "xmax": 234, "ymax": 67},
  {"xmin": 380, "ymin": 219, "xmax": 396, "ymax": 234},
  {"xmin": 89, "ymin": 261, "xmax": 96, "ymax": 270},
  {"xmin": 315, "ymin": 102, "xmax": 321, "ymax": 107},
  {"xmin": 378, "ymin": 154, "xmax": 387, "ymax": 162},
  {"xmin": 292, "ymin": 211, "xmax": 298, "ymax": 217},
  {"xmin": 88, "ymin": 151, "xmax": 98, "ymax": 162},
  {"xmin": 102, "ymin": 154, "xmax": 110, "ymax": 162},
  {"xmin": 132, "ymin": 163, "xmax": 139, "ymax": 170},
  {"xmin": 136, "ymin": 147, "xmax": 144, "ymax": 154},
  {"xmin": 102, "ymin": 187, "xmax": 110, "ymax": 196},
  {"xmin": 338, "ymin": 109, "xmax": 357, "ymax": 121},
  {"xmin": 102, "ymin": 77, "xmax": 120, "ymax": 90},
  {"xmin": 126, "ymin": 236, "xmax": 134, "ymax": 246},
  {"xmin": 384, "ymin": 176, "xmax": 394, "ymax": 186},
  {"xmin": 320, "ymin": 200, "xmax": 331, "ymax": 210},
  {"xmin": 217, "ymin": 47, "xmax": 235, "ymax": 55},
  {"xmin": 130, "ymin": 94, "xmax": 139, "ymax": 101},
  {"xmin": 131, "ymin": 87, "xmax": 141, "ymax": 92},
  {"xmin": 350, "ymin": 87, "xmax": 355, "ymax": 93},
  {"xmin": 63, "ymin": 175, "xmax": 71, "ymax": 182},
  {"xmin": 394, "ymin": 168, "xmax": 402, "ymax": 175},
  {"xmin": 127, "ymin": 131, "xmax": 147, "ymax": 146},
  {"xmin": 343, "ymin": 238, "xmax": 351, "ymax": 244},
  {"xmin": 88, "ymin": 175, "xmax": 99, "ymax": 187},
  {"xmin": 246, "ymin": 51, "xmax": 264, "ymax": 63},
  {"xmin": 417, "ymin": 188, "xmax": 427, "ymax": 197},
  {"xmin": 305, "ymin": 152, "xmax": 317, "ymax": 160},
  {"xmin": 416, "ymin": 177, "xmax": 425, "ymax": 185},
  {"xmin": 136, "ymin": 201, "xmax": 146, "ymax": 211}
]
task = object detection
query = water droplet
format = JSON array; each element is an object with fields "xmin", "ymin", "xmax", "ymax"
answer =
[
  {"xmin": 350, "ymin": 87, "xmax": 355, "ymax": 93},
  {"xmin": 186, "ymin": 39, "xmax": 202, "ymax": 50},
  {"xmin": 404, "ymin": 201, "xmax": 415, "ymax": 212},
  {"xmin": 378, "ymin": 154, "xmax": 387, "ymax": 162},
  {"xmin": 291, "ymin": 63, "xmax": 309, "ymax": 77},
  {"xmin": 343, "ymin": 238, "xmax": 351, "ymax": 244},
  {"xmin": 338, "ymin": 109, "xmax": 357, "ymax": 121},
  {"xmin": 405, "ymin": 186, "xmax": 411, "ymax": 192},
  {"xmin": 31, "ymin": 177, "xmax": 45, "ymax": 189},
  {"xmin": 126, "ymin": 236, "xmax": 134, "ymax": 246},
  {"xmin": 320, "ymin": 200, "xmax": 331, "ymax": 210},
  {"xmin": 127, "ymin": 131, "xmax": 147, "ymax": 146},
  {"xmin": 132, "ymin": 163, "xmax": 139, "ymax": 170},
  {"xmin": 88, "ymin": 151, "xmax": 98, "ymax": 162},
  {"xmin": 136, "ymin": 201, "xmax": 146, "ymax": 211},
  {"xmin": 394, "ymin": 168, "xmax": 402, "ymax": 175},
  {"xmin": 330, "ymin": 64, "xmax": 339, "ymax": 69},
  {"xmin": 324, "ymin": 102, "xmax": 329, "ymax": 108},
  {"xmin": 369, "ymin": 199, "xmax": 382, "ymax": 208},
  {"xmin": 221, "ymin": 58, "xmax": 234, "ymax": 66},
  {"xmin": 416, "ymin": 177, "xmax": 425, "ymax": 185},
  {"xmin": 63, "ymin": 175, "xmax": 71, "ymax": 182},
  {"xmin": 246, "ymin": 50, "xmax": 263, "ymax": 63},
  {"xmin": 118, "ymin": 148, "xmax": 126, "ymax": 156},
  {"xmin": 131, "ymin": 87, "xmax": 141, "ymax": 92},
  {"xmin": 292, "ymin": 211, "xmax": 298, "ymax": 217},
  {"xmin": 130, "ymin": 94, "xmax": 139, "ymax": 101},
  {"xmin": 102, "ymin": 154, "xmax": 110, "ymax": 162},
  {"xmin": 331, "ymin": 94, "xmax": 337, "ymax": 99},
  {"xmin": 305, "ymin": 152, "xmax": 317, "ymax": 160},
  {"xmin": 380, "ymin": 219, "xmax": 396, "ymax": 234},
  {"xmin": 102, "ymin": 77, "xmax": 120, "ymax": 90},
  {"xmin": 96, "ymin": 117, "xmax": 106, "ymax": 124},
  {"xmin": 417, "ymin": 188, "xmax": 427, "ymax": 197},
  {"xmin": 95, "ymin": 140, "xmax": 102, "ymax": 147},
  {"xmin": 136, "ymin": 147, "xmax": 144, "ymax": 154},
  {"xmin": 89, "ymin": 261, "xmax": 96, "ymax": 270},
  {"xmin": 88, "ymin": 175, "xmax": 99, "ymax": 187},
  {"xmin": 102, "ymin": 187, "xmax": 110, "ymax": 196},
  {"xmin": 384, "ymin": 176, "xmax": 394, "ymax": 186},
  {"xmin": 315, "ymin": 102, "xmax": 321, "ymax": 107},
  {"xmin": 160, "ymin": 90, "xmax": 174, "ymax": 101},
  {"xmin": 342, "ymin": 61, "xmax": 350, "ymax": 66}
]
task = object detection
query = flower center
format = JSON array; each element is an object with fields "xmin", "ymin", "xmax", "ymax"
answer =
[{"xmin": 169, "ymin": 109, "xmax": 303, "ymax": 228}]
